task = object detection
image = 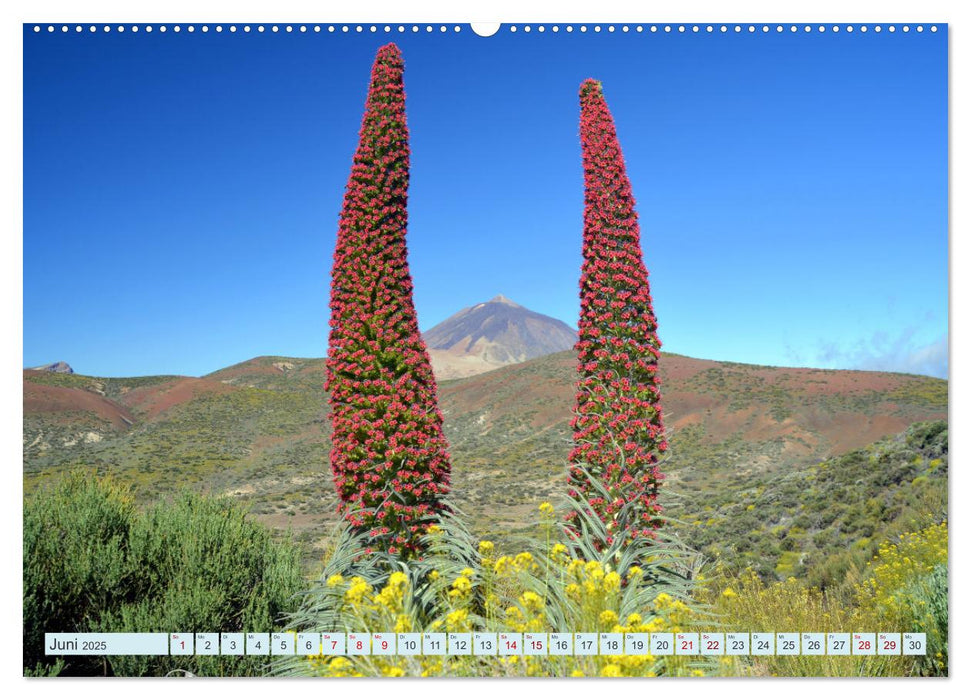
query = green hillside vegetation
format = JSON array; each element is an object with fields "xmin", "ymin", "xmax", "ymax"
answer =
[
  {"xmin": 22, "ymin": 359, "xmax": 947, "ymax": 676},
  {"xmin": 23, "ymin": 370, "xmax": 181, "ymax": 398},
  {"xmin": 22, "ymin": 417, "xmax": 946, "ymax": 677},
  {"xmin": 671, "ymin": 421, "xmax": 947, "ymax": 590},
  {"xmin": 23, "ymin": 353, "xmax": 947, "ymax": 571},
  {"xmin": 706, "ymin": 518, "xmax": 947, "ymax": 676},
  {"xmin": 24, "ymin": 472, "xmax": 301, "ymax": 677}
]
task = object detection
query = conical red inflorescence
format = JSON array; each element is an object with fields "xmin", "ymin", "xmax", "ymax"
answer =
[
  {"xmin": 325, "ymin": 44, "xmax": 451, "ymax": 558},
  {"xmin": 567, "ymin": 79, "xmax": 667, "ymax": 545}
]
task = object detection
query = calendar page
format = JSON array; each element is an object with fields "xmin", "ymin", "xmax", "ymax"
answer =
[{"xmin": 20, "ymin": 2, "xmax": 949, "ymax": 682}]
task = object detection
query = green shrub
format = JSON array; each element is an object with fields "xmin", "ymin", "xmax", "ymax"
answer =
[
  {"xmin": 23, "ymin": 473, "xmax": 133, "ymax": 675},
  {"xmin": 24, "ymin": 472, "xmax": 303, "ymax": 676},
  {"xmin": 904, "ymin": 563, "xmax": 948, "ymax": 676}
]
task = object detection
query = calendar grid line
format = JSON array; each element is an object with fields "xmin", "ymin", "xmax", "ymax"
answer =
[{"xmin": 45, "ymin": 631, "xmax": 927, "ymax": 657}]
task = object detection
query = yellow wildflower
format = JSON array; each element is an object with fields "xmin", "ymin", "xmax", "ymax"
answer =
[
  {"xmin": 599, "ymin": 610, "xmax": 619, "ymax": 628},
  {"xmin": 420, "ymin": 660, "xmax": 443, "ymax": 677},
  {"xmin": 345, "ymin": 577, "xmax": 372, "ymax": 604},
  {"xmin": 374, "ymin": 572, "xmax": 408, "ymax": 608},
  {"xmin": 584, "ymin": 560, "xmax": 605, "ymax": 579},
  {"xmin": 653, "ymin": 592, "xmax": 673, "ymax": 608},
  {"xmin": 445, "ymin": 609, "xmax": 469, "ymax": 631},
  {"xmin": 393, "ymin": 615, "xmax": 411, "ymax": 633},
  {"xmin": 520, "ymin": 590, "xmax": 544, "ymax": 613},
  {"xmin": 325, "ymin": 656, "xmax": 362, "ymax": 677},
  {"xmin": 514, "ymin": 552, "xmax": 535, "ymax": 570}
]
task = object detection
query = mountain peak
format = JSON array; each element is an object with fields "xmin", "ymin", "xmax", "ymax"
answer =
[
  {"xmin": 28, "ymin": 361, "xmax": 74, "ymax": 374},
  {"xmin": 424, "ymin": 297, "xmax": 577, "ymax": 380},
  {"xmin": 489, "ymin": 294, "xmax": 520, "ymax": 307}
]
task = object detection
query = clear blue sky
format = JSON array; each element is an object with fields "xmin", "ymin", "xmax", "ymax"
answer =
[{"xmin": 23, "ymin": 25, "xmax": 948, "ymax": 378}]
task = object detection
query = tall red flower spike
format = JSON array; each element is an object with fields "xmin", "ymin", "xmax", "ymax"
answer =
[
  {"xmin": 325, "ymin": 44, "xmax": 451, "ymax": 558},
  {"xmin": 567, "ymin": 79, "xmax": 667, "ymax": 545}
]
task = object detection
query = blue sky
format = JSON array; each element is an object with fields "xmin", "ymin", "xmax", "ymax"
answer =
[{"xmin": 23, "ymin": 25, "xmax": 948, "ymax": 378}]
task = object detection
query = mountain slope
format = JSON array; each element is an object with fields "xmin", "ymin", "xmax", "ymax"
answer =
[
  {"xmin": 424, "ymin": 295, "xmax": 577, "ymax": 379},
  {"xmin": 688, "ymin": 419, "xmax": 947, "ymax": 586},
  {"xmin": 23, "ymin": 349, "xmax": 946, "ymax": 570}
]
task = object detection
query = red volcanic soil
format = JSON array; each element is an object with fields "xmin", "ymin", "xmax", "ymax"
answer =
[
  {"xmin": 438, "ymin": 350, "xmax": 945, "ymax": 463},
  {"xmin": 814, "ymin": 413, "xmax": 912, "ymax": 455},
  {"xmin": 744, "ymin": 365, "xmax": 913, "ymax": 396},
  {"xmin": 23, "ymin": 380, "xmax": 134, "ymax": 429},
  {"xmin": 118, "ymin": 378, "xmax": 237, "ymax": 419},
  {"xmin": 661, "ymin": 354, "xmax": 722, "ymax": 382}
]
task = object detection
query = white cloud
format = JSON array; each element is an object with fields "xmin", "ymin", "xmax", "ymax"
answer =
[{"xmin": 812, "ymin": 330, "xmax": 948, "ymax": 379}]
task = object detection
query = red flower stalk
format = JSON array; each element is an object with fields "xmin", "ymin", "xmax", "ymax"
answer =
[
  {"xmin": 325, "ymin": 44, "xmax": 451, "ymax": 557},
  {"xmin": 567, "ymin": 79, "xmax": 667, "ymax": 544}
]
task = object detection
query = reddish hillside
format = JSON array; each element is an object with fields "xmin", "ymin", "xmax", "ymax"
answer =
[
  {"xmin": 205, "ymin": 356, "xmax": 327, "ymax": 392},
  {"xmin": 23, "ymin": 380, "xmax": 134, "ymax": 429},
  {"xmin": 117, "ymin": 377, "xmax": 237, "ymax": 419},
  {"xmin": 438, "ymin": 351, "xmax": 946, "ymax": 463},
  {"xmin": 24, "ymin": 348, "xmax": 946, "ymax": 560}
]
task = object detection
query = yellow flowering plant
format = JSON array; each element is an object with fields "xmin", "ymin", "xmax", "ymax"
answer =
[
  {"xmin": 707, "ymin": 521, "xmax": 948, "ymax": 677},
  {"xmin": 274, "ymin": 480, "xmax": 708, "ymax": 678}
]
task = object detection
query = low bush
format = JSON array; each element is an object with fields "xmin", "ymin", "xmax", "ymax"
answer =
[{"xmin": 23, "ymin": 472, "xmax": 302, "ymax": 676}]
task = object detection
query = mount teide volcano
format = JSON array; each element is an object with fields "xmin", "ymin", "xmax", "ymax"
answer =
[{"xmin": 423, "ymin": 295, "xmax": 578, "ymax": 379}]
